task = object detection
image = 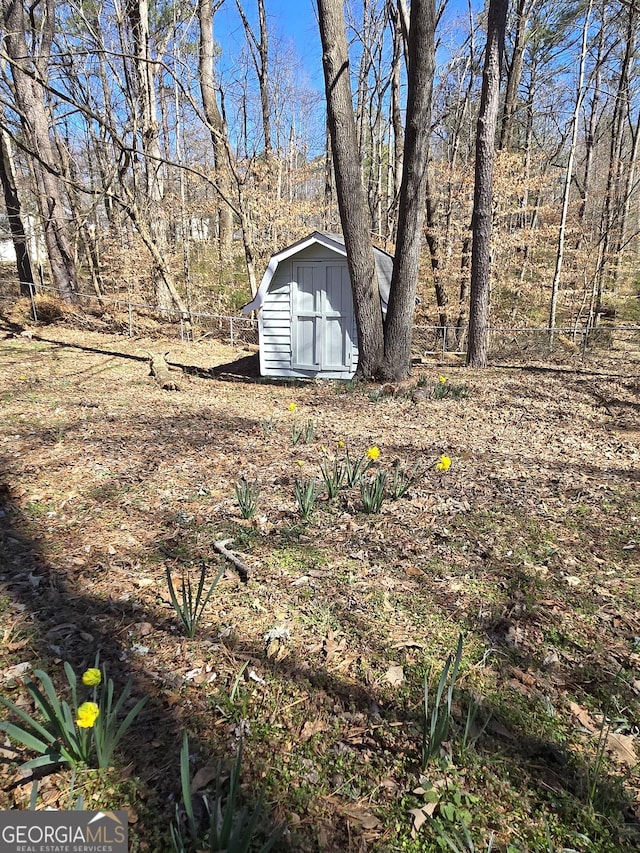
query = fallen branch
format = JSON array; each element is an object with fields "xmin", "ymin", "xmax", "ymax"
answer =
[
  {"xmin": 214, "ymin": 538, "xmax": 249, "ymax": 582},
  {"xmin": 149, "ymin": 352, "xmax": 181, "ymax": 390}
]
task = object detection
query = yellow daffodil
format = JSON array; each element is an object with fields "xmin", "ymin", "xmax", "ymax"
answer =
[
  {"xmin": 438, "ymin": 375, "xmax": 447, "ymax": 384},
  {"xmin": 81, "ymin": 668, "xmax": 102, "ymax": 687},
  {"xmin": 297, "ymin": 460, "xmax": 304, "ymax": 466},
  {"xmin": 288, "ymin": 403, "xmax": 297, "ymax": 411},
  {"xmin": 366, "ymin": 446, "xmax": 380, "ymax": 461},
  {"xmin": 337, "ymin": 439, "xmax": 345, "ymax": 449},
  {"xmin": 76, "ymin": 701, "xmax": 100, "ymax": 729},
  {"xmin": 436, "ymin": 454, "xmax": 452, "ymax": 472}
]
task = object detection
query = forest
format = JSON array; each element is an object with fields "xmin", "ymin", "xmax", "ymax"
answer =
[
  {"xmin": 0, "ymin": 2, "xmax": 639, "ymax": 852},
  {"xmin": 0, "ymin": 0, "xmax": 639, "ymax": 352}
]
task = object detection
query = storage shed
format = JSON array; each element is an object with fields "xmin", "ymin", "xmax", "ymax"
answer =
[{"xmin": 242, "ymin": 231, "xmax": 393, "ymax": 379}]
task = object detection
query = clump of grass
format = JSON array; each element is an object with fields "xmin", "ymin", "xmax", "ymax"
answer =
[
  {"xmin": 166, "ymin": 564, "xmax": 225, "ymax": 638},
  {"xmin": 171, "ymin": 733, "xmax": 282, "ymax": 853},
  {"xmin": 294, "ymin": 477, "xmax": 320, "ymax": 519},
  {"xmin": 234, "ymin": 477, "xmax": 260, "ymax": 519},
  {"xmin": 360, "ymin": 471, "xmax": 386, "ymax": 514},
  {"xmin": 389, "ymin": 460, "xmax": 422, "ymax": 499},
  {"xmin": 423, "ymin": 634, "xmax": 464, "ymax": 767},
  {"xmin": 291, "ymin": 419, "xmax": 316, "ymax": 445},
  {"xmin": 319, "ymin": 456, "xmax": 346, "ymax": 499}
]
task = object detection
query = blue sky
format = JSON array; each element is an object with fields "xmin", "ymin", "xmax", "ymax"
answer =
[{"xmin": 215, "ymin": 0, "xmax": 323, "ymax": 90}]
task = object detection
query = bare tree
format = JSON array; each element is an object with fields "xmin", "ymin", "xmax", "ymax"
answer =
[
  {"xmin": 381, "ymin": 0, "xmax": 436, "ymax": 380},
  {"xmin": 0, "ymin": 122, "xmax": 33, "ymax": 293},
  {"xmin": 235, "ymin": 0, "xmax": 272, "ymax": 157},
  {"xmin": 549, "ymin": 0, "xmax": 593, "ymax": 342},
  {"xmin": 1, "ymin": 0, "xmax": 77, "ymax": 301},
  {"xmin": 467, "ymin": 0, "xmax": 509, "ymax": 368},
  {"xmin": 317, "ymin": 0, "xmax": 384, "ymax": 377},
  {"xmin": 198, "ymin": 0, "xmax": 234, "ymax": 258}
]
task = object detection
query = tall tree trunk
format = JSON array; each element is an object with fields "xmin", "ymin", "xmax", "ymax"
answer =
[
  {"xmin": 499, "ymin": 0, "xmax": 529, "ymax": 151},
  {"xmin": 467, "ymin": 0, "xmax": 509, "ymax": 368},
  {"xmin": 1, "ymin": 0, "xmax": 77, "ymax": 301},
  {"xmin": 594, "ymin": 0, "xmax": 639, "ymax": 313},
  {"xmin": 0, "ymin": 125, "xmax": 33, "ymax": 294},
  {"xmin": 317, "ymin": 0, "xmax": 384, "ymax": 378},
  {"xmin": 198, "ymin": 0, "xmax": 234, "ymax": 257},
  {"xmin": 235, "ymin": 0, "xmax": 272, "ymax": 157},
  {"xmin": 549, "ymin": 0, "xmax": 592, "ymax": 343},
  {"xmin": 380, "ymin": 0, "xmax": 436, "ymax": 380}
]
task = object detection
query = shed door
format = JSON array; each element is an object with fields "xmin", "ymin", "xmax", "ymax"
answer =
[{"xmin": 293, "ymin": 262, "xmax": 354, "ymax": 372}]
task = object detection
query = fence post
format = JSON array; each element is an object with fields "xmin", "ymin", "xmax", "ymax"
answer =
[
  {"xmin": 441, "ymin": 325, "xmax": 447, "ymax": 360},
  {"xmin": 28, "ymin": 281, "xmax": 38, "ymax": 322},
  {"xmin": 230, "ymin": 316, "xmax": 235, "ymax": 348}
]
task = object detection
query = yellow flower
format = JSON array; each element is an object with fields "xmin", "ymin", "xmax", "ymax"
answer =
[
  {"xmin": 438, "ymin": 375, "xmax": 447, "ymax": 384},
  {"xmin": 366, "ymin": 446, "xmax": 380, "ymax": 461},
  {"xmin": 81, "ymin": 668, "xmax": 102, "ymax": 687},
  {"xmin": 337, "ymin": 439, "xmax": 345, "ymax": 449},
  {"xmin": 436, "ymin": 454, "xmax": 452, "ymax": 472},
  {"xmin": 288, "ymin": 403, "xmax": 297, "ymax": 411},
  {"xmin": 297, "ymin": 460, "xmax": 304, "ymax": 466},
  {"xmin": 76, "ymin": 701, "xmax": 100, "ymax": 729}
]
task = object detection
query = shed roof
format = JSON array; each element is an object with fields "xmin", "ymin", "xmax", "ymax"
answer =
[{"xmin": 242, "ymin": 231, "xmax": 393, "ymax": 314}]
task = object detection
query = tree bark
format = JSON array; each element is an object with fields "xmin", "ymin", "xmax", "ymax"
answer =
[
  {"xmin": 499, "ymin": 0, "xmax": 530, "ymax": 151},
  {"xmin": 380, "ymin": 0, "xmax": 436, "ymax": 380},
  {"xmin": 549, "ymin": 0, "xmax": 592, "ymax": 342},
  {"xmin": 467, "ymin": 0, "xmax": 508, "ymax": 368},
  {"xmin": 1, "ymin": 0, "xmax": 77, "ymax": 301},
  {"xmin": 317, "ymin": 0, "xmax": 384, "ymax": 378},
  {"xmin": 0, "ymin": 124, "xmax": 33, "ymax": 294},
  {"xmin": 198, "ymin": 0, "xmax": 234, "ymax": 257}
]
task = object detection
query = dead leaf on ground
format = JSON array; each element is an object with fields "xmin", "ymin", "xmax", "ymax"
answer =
[
  {"xmin": 385, "ymin": 665, "xmax": 404, "ymax": 687},
  {"xmin": 607, "ymin": 732, "xmax": 637, "ymax": 767},
  {"xmin": 300, "ymin": 719, "xmax": 329, "ymax": 741},
  {"xmin": 568, "ymin": 700, "xmax": 597, "ymax": 733}
]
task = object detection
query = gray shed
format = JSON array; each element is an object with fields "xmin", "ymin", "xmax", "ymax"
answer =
[{"xmin": 242, "ymin": 231, "xmax": 393, "ymax": 379}]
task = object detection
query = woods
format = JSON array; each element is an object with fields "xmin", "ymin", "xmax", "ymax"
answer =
[{"xmin": 0, "ymin": 0, "xmax": 639, "ymax": 363}]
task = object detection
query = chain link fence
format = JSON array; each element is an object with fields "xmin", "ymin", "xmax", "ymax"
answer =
[{"xmin": 1, "ymin": 278, "xmax": 637, "ymax": 364}]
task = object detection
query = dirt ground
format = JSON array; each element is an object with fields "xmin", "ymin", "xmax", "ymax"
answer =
[{"xmin": 1, "ymin": 320, "xmax": 639, "ymax": 851}]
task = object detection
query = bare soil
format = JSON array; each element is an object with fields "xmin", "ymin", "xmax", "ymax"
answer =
[{"xmin": 1, "ymin": 320, "xmax": 639, "ymax": 851}]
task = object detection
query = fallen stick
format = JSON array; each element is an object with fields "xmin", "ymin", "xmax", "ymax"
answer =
[{"xmin": 214, "ymin": 539, "xmax": 249, "ymax": 582}]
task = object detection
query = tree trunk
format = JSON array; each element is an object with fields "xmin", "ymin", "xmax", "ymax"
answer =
[
  {"xmin": 2, "ymin": 0, "xmax": 77, "ymax": 301},
  {"xmin": 198, "ymin": 0, "xmax": 234, "ymax": 257},
  {"xmin": 499, "ymin": 0, "xmax": 529, "ymax": 151},
  {"xmin": 467, "ymin": 0, "xmax": 508, "ymax": 368},
  {"xmin": 317, "ymin": 0, "xmax": 384, "ymax": 378},
  {"xmin": 0, "ymin": 125, "xmax": 33, "ymax": 294},
  {"xmin": 380, "ymin": 0, "xmax": 436, "ymax": 380},
  {"xmin": 235, "ymin": 0, "xmax": 272, "ymax": 157},
  {"xmin": 549, "ymin": 0, "xmax": 592, "ymax": 343}
]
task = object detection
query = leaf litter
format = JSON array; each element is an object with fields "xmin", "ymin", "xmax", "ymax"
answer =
[{"xmin": 0, "ymin": 325, "xmax": 639, "ymax": 850}]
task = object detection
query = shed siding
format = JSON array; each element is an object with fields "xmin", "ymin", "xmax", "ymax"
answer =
[{"xmin": 259, "ymin": 272, "xmax": 292, "ymax": 376}]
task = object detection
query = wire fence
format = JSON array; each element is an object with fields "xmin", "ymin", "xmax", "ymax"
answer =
[{"xmin": 1, "ymin": 278, "xmax": 638, "ymax": 364}]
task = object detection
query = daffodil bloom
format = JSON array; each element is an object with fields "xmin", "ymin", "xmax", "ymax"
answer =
[
  {"xmin": 297, "ymin": 460, "xmax": 304, "ymax": 466},
  {"xmin": 438, "ymin": 375, "xmax": 447, "ymax": 384},
  {"xmin": 288, "ymin": 403, "xmax": 297, "ymax": 411},
  {"xmin": 76, "ymin": 701, "xmax": 100, "ymax": 729},
  {"xmin": 366, "ymin": 446, "xmax": 380, "ymax": 461},
  {"xmin": 81, "ymin": 668, "xmax": 102, "ymax": 687},
  {"xmin": 337, "ymin": 439, "xmax": 345, "ymax": 449},
  {"xmin": 436, "ymin": 454, "xmax": 452, "ymax": 472}
]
